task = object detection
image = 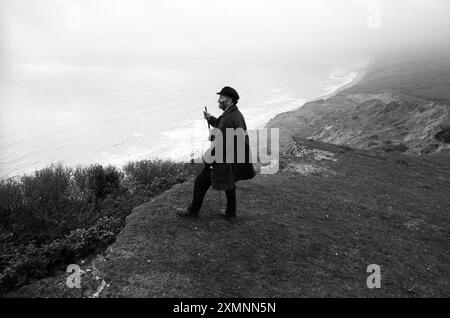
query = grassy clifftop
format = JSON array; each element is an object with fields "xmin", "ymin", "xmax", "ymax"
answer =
[{"xmin": 14, "ymin": 137, "xmax": 450, "ymax": 297}]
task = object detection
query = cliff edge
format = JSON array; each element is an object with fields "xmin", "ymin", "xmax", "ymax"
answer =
[{"xmin": 14, "ymin": 137, "xmax": 450, "ymax": 297}]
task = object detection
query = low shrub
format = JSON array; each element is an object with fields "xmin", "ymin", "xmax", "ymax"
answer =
[{"xmin": 0, "ymin": 158, "xmax": 201, "ymax": 295}]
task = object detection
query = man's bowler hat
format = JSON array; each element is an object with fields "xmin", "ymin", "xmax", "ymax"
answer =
[{"xmin": 216, "ymin": 86, "xmax": 239, "ymax": 101}]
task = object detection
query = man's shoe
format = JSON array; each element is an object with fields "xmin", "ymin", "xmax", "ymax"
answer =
[
  {"xmin": 219, "ymin": 212, "xmax": 236, "ymax": 222},
  {"xmin": 176, "ymin": 207, "xmax": 199, "ymax": 218}
]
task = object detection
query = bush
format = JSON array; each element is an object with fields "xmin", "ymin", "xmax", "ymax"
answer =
[
  {"xmin": 0, "ymin": 179, "xmax": 23, "ymax": 228},
  {"xmin": 0, "ymin": 158, "xmax": 202, "ymax": 295},
  {"xmin": 73, "ymin": 165, "xmax": 123, "ymax": 202},
  {"xmin": 123, "ymin": 159, "xmax": 178, "ymax": 188},
  {"xmin": 20, "ymin": 164, "xmax": 72, "ymax": 207},
  {"xmin": 2, "ymin": 164, "xmax": 76, "ymax": 243},
  {"xmin": 0, "ymin": 217, "xmax": 122, "ymax": 294},
  {"xmin": 123, "ymin": 159, "xmax": 201, "ymax": 194}
]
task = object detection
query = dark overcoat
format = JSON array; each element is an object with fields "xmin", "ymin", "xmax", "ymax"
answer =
[{"xmin": 204, "ymin": 105, "xmax": 256, "ymax": 190}]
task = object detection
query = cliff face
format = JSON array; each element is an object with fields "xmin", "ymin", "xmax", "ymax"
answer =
[{"xmin": 267, "ymin": 59, "xmax": 450, "ymax": 155}]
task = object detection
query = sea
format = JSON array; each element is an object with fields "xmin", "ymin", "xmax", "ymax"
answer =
[{"xmin": 0, "ymin": 60, "xmax": 358, "ymax": 179}]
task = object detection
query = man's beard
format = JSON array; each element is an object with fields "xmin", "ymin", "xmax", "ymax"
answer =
[{"xmin": 218, "ymin": 101, "xmax": 227, "ymax": 110}]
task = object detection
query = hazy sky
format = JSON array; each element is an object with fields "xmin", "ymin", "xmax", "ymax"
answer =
[{"xmin": 1, "ymin": 0, "xmax": 450, "ymax": 67}]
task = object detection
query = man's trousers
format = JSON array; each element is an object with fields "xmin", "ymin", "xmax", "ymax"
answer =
[{"xmin": 189, "ymin": 165, "xmax": 236, "ymax": 217}]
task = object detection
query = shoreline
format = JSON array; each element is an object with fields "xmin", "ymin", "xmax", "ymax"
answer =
[
  {"xmin": 263, "ymin": 68, "xmax": 366, "ymax": 130},
  {"xmin": 312, "ymin": 68, "xmax": 366, "ymax": 102},
  {"xmin": 262, "ymin": 67, "xmax": 367, "ymax": 154}
]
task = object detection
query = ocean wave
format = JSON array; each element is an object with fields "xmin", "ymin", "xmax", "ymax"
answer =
[{"xmin": 112, "ymin": 140, "xmax": 128, "ymax": 147}]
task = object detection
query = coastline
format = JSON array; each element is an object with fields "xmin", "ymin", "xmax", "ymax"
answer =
[
  {"xmin": 1, "ymin": 68, "xmax": 366, "ymax": 181},
  {"xmin": 262, "ymin": 67, "xmax": 367, "ymax": 154},
  {"xmin": 264, "ymin": 58, "xmax": 450, "ymax": 156},
  {"xmin": 311, "ymin": 68, "xmax": 366, "ymax": 102},
  {"xmin": 264, "ymin": 67, "xmax": 366, "ymax": 130}
]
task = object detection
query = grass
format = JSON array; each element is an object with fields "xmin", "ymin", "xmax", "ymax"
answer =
[{"xmin": 13, "ymin": 137, "xmax": 450, "ymax": 297}]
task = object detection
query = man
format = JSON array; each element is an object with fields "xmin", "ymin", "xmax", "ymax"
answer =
[{"xmin": 177, "ymin": 86, "xmax": 256, "ymax": 221}]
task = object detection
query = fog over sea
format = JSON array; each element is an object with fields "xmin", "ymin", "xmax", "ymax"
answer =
[
  {"xmin": 3, "ymin": 0, "xmax": 447, "ymax": 180},
  {"xmin": 0, "ymin": 60, "xmax": 359, "ymax": 179}
]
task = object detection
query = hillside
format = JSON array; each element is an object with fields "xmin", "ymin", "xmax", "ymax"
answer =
[
  {"xmin": 267, "ymin": 59, "xmax": 450, "ymax": 155},
  {"xmin": 12, "ymin": 136, "xmax": 450, "ymax": 297},
  {"xmin": 9, "ymin": 58, "xmax": 450, "ymax": 298}
]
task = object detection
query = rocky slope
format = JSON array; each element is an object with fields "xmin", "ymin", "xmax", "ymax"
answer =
[{"xmin": 267, "ymin": 59, "xmax": 450, "ymax": 155}]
